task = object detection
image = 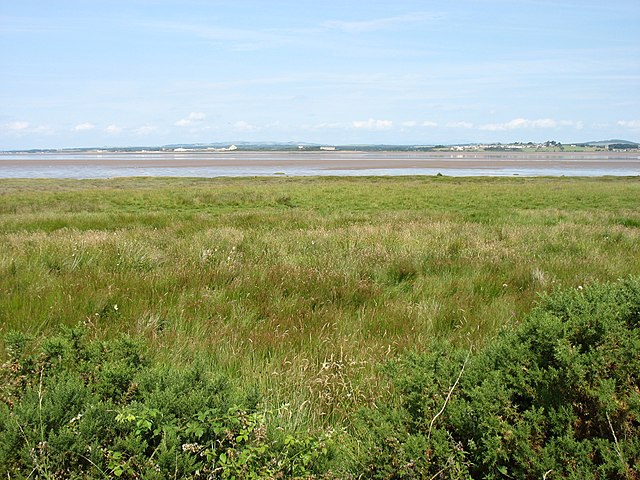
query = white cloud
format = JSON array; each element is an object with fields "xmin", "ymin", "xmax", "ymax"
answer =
[
  {"xmin": 4, "ymin": 121, "xmax": 30, "ymax": 131},
  {"xmin": 421, "ymin": 121, "xmax": 438, "ymax": 127},
  {"xmin": 134, "ymin": 125, "xmax": 157, "ymax": 135},
  {"xmin": 524, "ymin": 118, "xmax": 553, "ymax": 128},
  {"xmin": 175, "ymin": 112, "xmax": 206, "ymax": 127},
  {"xmin": 352, "ymin": 118, "xmax": 393, "ymax": 130},
  {"xmin": 479, "ymin": 118, "xmax": 584, "ymax": 131},
  {"xmin": 446, "ymin": 121, "xmax": 473, "ymax": 129},
  {"xmin": 1, "ymin": 121, "xmax": 53, "ymax": 135},
  {"xmin": 74, "ymin": 122, "xmax": 95, "ymax": 132},
  {"xmin": 480, "ymin": 118, "xmax": 553, "ymax": 131},
  {"xmin": 617, "ymin": 120, "xmax": 640, "ymax": 129},
  {"xmin": 233, "ymin": 120, "xmax": 257, "ymax": 132},
  {"xmin": 559, "ymin": 120, "xmax": 584, "ymax": 130},
  {"xmin": 105, "ymin": 125, "xmax": 122, "ymax": 134},
  {"xmin": 402, "ymin": 121, "xmax": 417, "ymax": 127}
]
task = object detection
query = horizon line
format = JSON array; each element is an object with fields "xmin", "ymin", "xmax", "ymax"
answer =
[{"xmin": 2, "ymin": 138, "xmax": 639, "ymax": 153}]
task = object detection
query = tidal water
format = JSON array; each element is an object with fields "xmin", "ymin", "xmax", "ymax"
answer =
[{"xmin": 0, "ymin": 152, "xmax": 638, "ymax": 178}]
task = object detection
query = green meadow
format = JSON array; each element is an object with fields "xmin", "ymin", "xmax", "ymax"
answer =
[{"xmin": 1, "ymin": 176, "xmax": 639, "ymax": 478}]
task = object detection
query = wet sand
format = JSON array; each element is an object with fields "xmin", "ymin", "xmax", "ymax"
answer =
[{"xmin": 1, "ymin": 151, "xmax": 639, "ymax": 171}]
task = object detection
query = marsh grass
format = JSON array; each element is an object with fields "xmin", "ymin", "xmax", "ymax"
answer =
[{"xmin": 1, "ymin": 176, "xmax": 639, "ymax": 429}]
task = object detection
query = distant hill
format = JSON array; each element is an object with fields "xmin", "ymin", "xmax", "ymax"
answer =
[{"xmin": 582, "ymin": 139, "xmax": 639, "ymax": 147}]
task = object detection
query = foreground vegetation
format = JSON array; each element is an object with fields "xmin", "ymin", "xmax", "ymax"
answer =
[
  {"xmin": 1, "ymin": 176, "xmax": 639, "ymax": 477},
  {"xmin": 3, "ymin": 277, "xmax": 638, "ymax": 478}
]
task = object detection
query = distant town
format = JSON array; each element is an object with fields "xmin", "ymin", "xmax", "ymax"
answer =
[{"xmin": 3, "ymin": 139, "xmax": 638, "ymax": 154}]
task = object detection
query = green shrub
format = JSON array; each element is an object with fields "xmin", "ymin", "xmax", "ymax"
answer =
[
  {"xmin": 0, "ymin": 327, "xmax": 333, "ymax": 478},
  {"xmin": 358, "ymin": 277, "xmax": 640, "ymax": 479}
]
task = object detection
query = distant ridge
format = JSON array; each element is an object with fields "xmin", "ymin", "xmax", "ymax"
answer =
[{"xmin": 582, "ymin": 139, "xmax": 639, "ymax": 147}]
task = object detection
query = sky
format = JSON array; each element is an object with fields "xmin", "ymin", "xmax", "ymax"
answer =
[{"xmin": 1, "ymin": 0, "xmax": 639, "ymax": 149}]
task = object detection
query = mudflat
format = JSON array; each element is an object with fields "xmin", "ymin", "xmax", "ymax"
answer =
[{"xmin": 1, "ymin": 151, "xmax": 639, "ymax": 170}]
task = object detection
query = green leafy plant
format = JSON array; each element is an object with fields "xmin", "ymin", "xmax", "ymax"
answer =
[
  {"xmin": 358, "ymin": 277, "xmax": 640, "ymax": 479},
  {"xmin": 0, "ymin": 327, "xmax": 334, "ymax": 478}
]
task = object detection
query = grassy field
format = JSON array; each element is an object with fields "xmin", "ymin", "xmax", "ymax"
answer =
[
  {"xmin": 1, "ymin": 176, "xmax": 639, "ymax": 424},
  {"xmin": 1, "ymin": 176, "xmax": 640, "ymax": 477}
]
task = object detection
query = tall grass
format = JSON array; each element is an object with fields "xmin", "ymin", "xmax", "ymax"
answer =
[{"xmin": 1, "ymin": 176, "xmax": 639, "ymax": 428}]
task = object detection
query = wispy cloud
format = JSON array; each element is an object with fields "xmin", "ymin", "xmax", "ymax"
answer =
[
  {"xmin": 402, "ymin": 120, "xmax": 439, "ymax": 128},
  {"xmin": 1, "ymin": 121, "xmax": 54, "ymax": 135},
  {"xmin": 3, "ymin": 121, "xmax": 30, "ymax": 131},
  {"xmin": 0, "ymin": 15, "xmax": 70, "ymax": 34},
  {"xmin": 322, "ymin": 12, "xmax": 442, "ymax": 33},
  {"xmin": 617, "ymin": 120, "xmax": 640, "ymax": 129},
  {"xmin": 134, "ymin": 125, "xmax": 157, "ymax": 136},
  {"xmin": 352, "ymin": 119, "xmax": 393, "ymax": 130},
  {"xmin": 446, "ymin": 121, "xmax": 474, "ymax": 129},
  {"xmin": 560, "ymin": 120, "xmax": 584, "ymax": 129},
  {"xmin": 105, "ymin": 125, "xmax": 122, "ymax": 134},
  {"xmin": 304, "ymin": 122, "xmax": 347, "ymax": 130},
  {"xmin": 480, "ymin": 118, "xmax": 555, "ymax": 131},
  {"xmin": 74, "ymin": 122, "xmax": 95, "ymax": 132},
  {"xmin": 479, "ymin": 118, "xmax": 583, "ymax": 131},
  {"xmin": 138, "ymin": 20, "xmax": 288, "ymax": 51},
  {"xmin": 233, "ymin": 121, "xmax": 257, "ymax": 132},
  {"xmin": 175, "ymin": 112, "xmax": 206, "ymax": 127}
]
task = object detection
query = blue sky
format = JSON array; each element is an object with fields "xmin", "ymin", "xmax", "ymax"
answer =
[{"xmin": 1, "ymin": 0, "xmax": 639, "ymax": 149}]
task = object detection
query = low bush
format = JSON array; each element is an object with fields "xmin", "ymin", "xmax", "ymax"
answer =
[
  {"xmin": 0, "ymin": 327, "xmax": 333, "ymax": 478},
  {"xmin": 357, "ymin": 277, "xmax": 640, "ymax": 479}
]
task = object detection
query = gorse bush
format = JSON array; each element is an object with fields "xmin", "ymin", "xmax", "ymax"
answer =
[
  {"xmin": 358, "ymin": 277, "xmax": 640, "ymax": 479},
  {"xmin": 0, "ymin": 327, "xmax": 333, "ymax": 478},
  {"xmin": 1, "ymin": 277, "xmax": 639, "ymax": 478}
]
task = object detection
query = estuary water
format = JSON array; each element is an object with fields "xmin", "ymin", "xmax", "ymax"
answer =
[{"xmin": 0, "ymin": 151, "xmax": 638, "ymax": 178}]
